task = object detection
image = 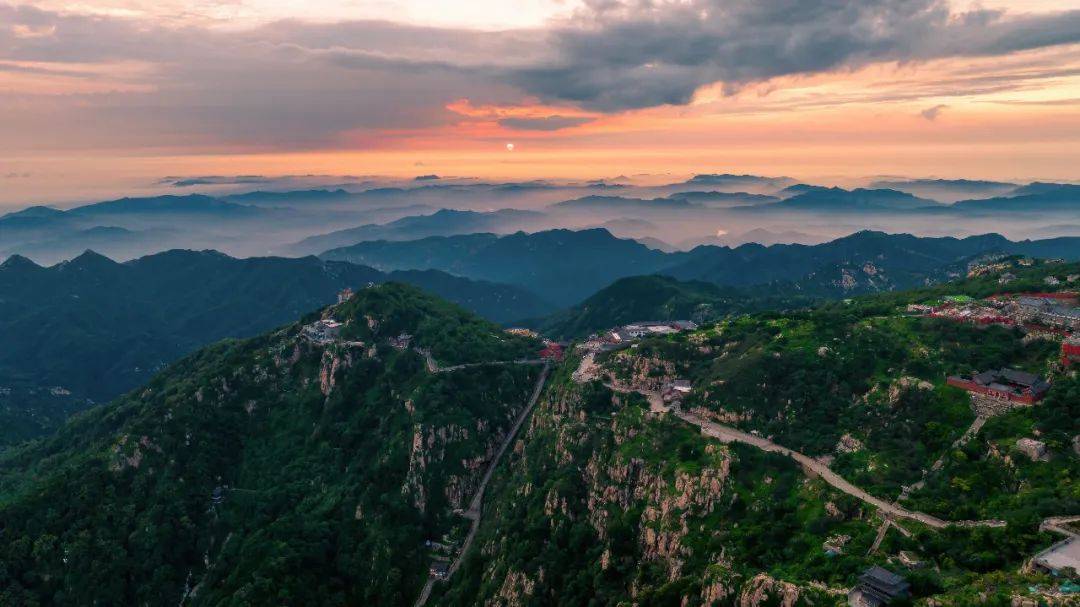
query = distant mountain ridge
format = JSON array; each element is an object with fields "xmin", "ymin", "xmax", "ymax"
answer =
[
  {"xmin": 739, "ymin": 187, "xmax": 941, "ymax": 212},
  {"xmin": 288, "ymin": 208, "xmax": 546, "ymax": 255},
  {"xmin": 322, "ymin": 228, "xmax": 1080, "ymax": 307},
  {"xmin": 950, "ymin": 183, "xmax": 1080, "ymax": 213},
  {"xmin": 536, "ymin": 274, "xmax": 817, "ymax": 339}
]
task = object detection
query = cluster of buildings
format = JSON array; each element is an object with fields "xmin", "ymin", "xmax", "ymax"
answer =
[
  {"xmin": 504, "ymin": 327, "xmax": 538, "ymax": 339},
  {"xmin": 607, "ymin": 320, "xmax": 699, "ymax": 343},
  {"xmin": 302, "ymin": 319, "xmax": 343, "ymax": 344},
  {"xmin": 912, "ymin": 292, "xmax": 1080, "ymax": 334},
  {"xmin": 911, "ymin": 291, "xmax": 1080, "ymax": 372},
  {"xmin": 1004, "ymin": 293, "xmax": 1080, "ymax": 332},
  {"xmin": 947, "ymin": 368, "xmax": 1052, "ymax": 405}
]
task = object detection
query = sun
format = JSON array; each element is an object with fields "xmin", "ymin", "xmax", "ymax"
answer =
[{"xmin": 506, "ymin": 143, "xmax": 515, "ymax": 152}]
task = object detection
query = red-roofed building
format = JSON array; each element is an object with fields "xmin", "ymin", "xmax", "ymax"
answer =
[
  {"xmin": 539, "ymin": 343, "xmax": 564, "ymax": 361},
  {"xmin": 1063, "ymin": 336, "xmax": 1080, "ymax": 368}
]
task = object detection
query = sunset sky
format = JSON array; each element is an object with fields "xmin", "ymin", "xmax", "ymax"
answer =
[{"xmin": 2, "ymin": 0, "xmax": 1079, "ymax": 205}]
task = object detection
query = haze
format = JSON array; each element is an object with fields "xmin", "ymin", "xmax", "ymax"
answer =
[{"xmin": 2, "ymin": 0, "xmax": 1079, "ymax": 206}]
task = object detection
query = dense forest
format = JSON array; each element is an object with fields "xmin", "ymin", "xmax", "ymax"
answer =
[{"xmin": 0, "ymin": 284, "xmax": 542, "ymax": 605}]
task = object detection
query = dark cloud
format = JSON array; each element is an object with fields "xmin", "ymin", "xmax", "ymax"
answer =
[
  {"xmin": 920, "ymin": 104, "xmax": 948, "ymax": 121},
  {"xmin": 505, "ymin": 0, "xmax": 1080, "ymax": 110},
  {"xmin": 498, "ymin": 116, "xmax": 594, "ymax": 131},
  {"xmin": 1, "ymin": 1, "xmax": 1079, "ymax": 151}
]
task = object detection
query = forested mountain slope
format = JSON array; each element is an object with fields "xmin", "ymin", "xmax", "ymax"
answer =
[
  {"xmin": 0, "ymin": 284, "xmax": 543, "ymax": 605},
  {"xmin": 0, "ymin": 250, "xmax": 553, "ymax": 447},
  {"xmin": 537, "ymin": 274, "xmax": 818, "ymax": 339},
  {"xmin": 434, "ymin": 261, "xmax": 1080, "ymax": 606}
]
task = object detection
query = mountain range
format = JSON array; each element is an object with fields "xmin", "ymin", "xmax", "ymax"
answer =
[
  {"xmin": 322, "ymin": 228, "xmax": 1080, "ymax": 306},
  {"xmin": 2, "ymin": 262, "xmax": 1076, "ymax": 605},
  {"xmin": 0, "ymin": 250, "xmax": 555, "ymax": 445},
  {"xmin": 288, "ymin": 208, "xmax": 547, "ymax": 256}
]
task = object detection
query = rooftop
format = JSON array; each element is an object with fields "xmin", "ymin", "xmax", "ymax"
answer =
[
  {"xmin": 859, "ymin": 565, "xmax": 908, "ymax": 589},
  {"xmin": 970, "ymin": 368, "xmax": 1049, "ymax": 392},
  {"xmin": 1033, "ymin": 537, "xmax": 1080, "ymax": 575}
]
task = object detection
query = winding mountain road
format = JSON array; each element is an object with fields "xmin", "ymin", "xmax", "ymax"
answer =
[
  {"xmin": 673, "ymin": 410, "xmax": 1004, "ymax": 529},
  {"xmin": 570, "ymin": 349, "xmax": 1005, "ymax": 530}
]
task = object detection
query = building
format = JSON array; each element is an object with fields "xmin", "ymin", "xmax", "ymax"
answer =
[
  {"xmin": 337, "ymin": 287, "xmax": 354, "ymax": 304},
  {"xmin": 539, "ymin": 342, "xmax": 564, "ymax": 361},
  {"xmin": 947, "ymin": 368, "xmax": 1051, "ymax": 405},
  {"xmin": 1063, "ymin": 335, "xmax": 1080, "ymax": 368},
  {"xmin": 389, "ymin": 333, "xmax": 412, "ymax": 350},
  {"xmin": 303, "ymin": 319, "xmax": 343, "ymax": 344},
  {"xmin": 848, "ymin": 566, "xmax": 910, "ymax": 607},
  {"xmin": 429, "ymin": 560, "xmax": 450, "ymax": 580},
  {"xmin": 672, "ymin": 379, "xmax": 692, "ymax": 393},
  {"xmin": 505, "ymin": 327, "xmax": 539, "ymax": 338},
  {"xmin": 1030, "ymin": 536, "xmax": 1080, "ymax": 578},
  {"xmin": 610, "ymin": 320, "xmax": 698, "ymax": 343},
  {"xmin": 1010, "ymin": 295, "xmax": 1080, "ymax": 331}
]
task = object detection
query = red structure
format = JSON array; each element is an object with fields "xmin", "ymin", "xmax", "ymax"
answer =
[
  {"xmin": 1063, "ymin": 336, "xmax": 1080, "ymax": 368},
  {"xmin": 947, "ymin": 368, "xmax": 1051, "ymax": 405},
  {"xmin": 539, "ymin": 343, "xmax": 564, "ymax": 361}
]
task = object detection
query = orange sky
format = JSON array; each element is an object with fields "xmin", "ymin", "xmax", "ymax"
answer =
[{"xmin": 1, "ymin": 1, "xmax": 1079, "ymax": 205}]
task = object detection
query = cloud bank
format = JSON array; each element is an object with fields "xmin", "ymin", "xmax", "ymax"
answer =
[{"xmin": 1, "ymin": 0, "xmax": 1079, "ymax": 151}]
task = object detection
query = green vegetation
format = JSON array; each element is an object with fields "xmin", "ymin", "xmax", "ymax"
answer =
[
  {"xmin": 0, "ymin": 250, "xmax": 550, "ymax": 448},
  {"xmin": 905, "ymin": 373, "xmax": 1080, "ymax": 523},
  {"xmin": 434, "ymin": 375, "xmax": 859, "ymax": 606},
  {"xmin": 0, "ymin": 284, "xmax": 542, "ymax": 605},
  {"xmin": 434, "ymin": 261, "xmax": 1078, "ymax": 605},
  {"xmin": 537, "ymin": 274, "xmax": 818, "ymax": 339},
  {"xmin": 1, "ymin": 257, "xmax": 1077, "ymax": 605}
]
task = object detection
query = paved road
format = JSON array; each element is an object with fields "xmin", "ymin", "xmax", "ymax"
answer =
[
  {"xmin": 676, "ymin": 410, "xmax": 1006, "ymax": 529},
  {"xmin": 1041, "ymin": 515, "xmax": 1080, "ymax": 538},
  {"xmin": 576, "ymin": 359, "xmax": 1006, "ymax": 530},
  {"xmin": 413, "ymin": 362, "xmax": 551, "ymax": 607}
]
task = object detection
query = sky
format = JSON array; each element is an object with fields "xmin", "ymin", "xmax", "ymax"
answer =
[{"xmin": 2, "ymin": 0, "xmax": 1080, "ymax": 205}]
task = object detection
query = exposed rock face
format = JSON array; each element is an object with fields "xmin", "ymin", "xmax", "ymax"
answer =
[
  {"xmin": 836, "ymin": 433, "xmax": 864, "ymax": 453},
  {"xmin": 1015, "ymin": 438, "xmax": 1049, "ymax": 461},
  {"xmin": 739, "ymin": 573, "xmax": 801, "ymax": 607},
  {"xmin": 488, "ymin": 570, "xmax": 536, "ymax": 607},
  {"xmin": 319, "ymin": 350, "xmax": 341, "ymax": 396},
  {"xmin": 888, "ymin": 376, "xmax": 934, "ymax": 405}
]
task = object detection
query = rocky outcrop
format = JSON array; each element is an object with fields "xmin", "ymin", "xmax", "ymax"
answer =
[
  {"xmin": 487, "ymin": 570, "xmax": 536, "ymax": 607},
  {"xmin": 738, "ymin": 573, "xmax": 801, "ymax": 607}
]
